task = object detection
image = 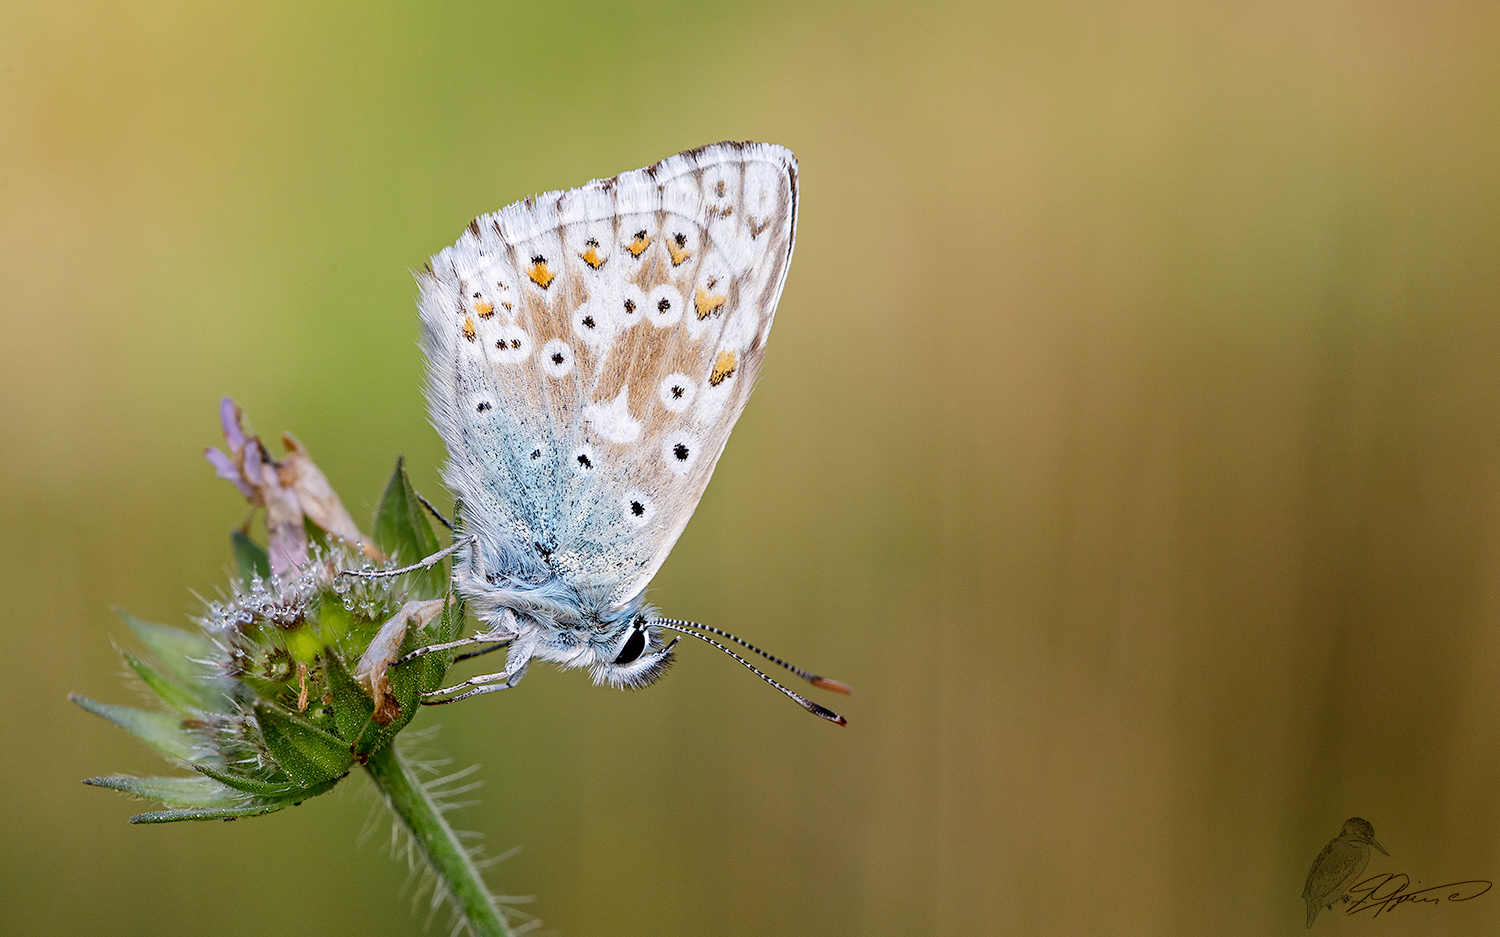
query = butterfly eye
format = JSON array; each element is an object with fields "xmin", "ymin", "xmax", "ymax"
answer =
[{"xmin": 613, "ymin": 627, "xmax": 647, "ymax": 666}]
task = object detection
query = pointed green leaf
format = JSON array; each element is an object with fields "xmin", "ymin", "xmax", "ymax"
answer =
[
  {"xmin": 126, "ymin": 773, "xmax": 342, "ymax": 823},
  {"xmin": 232, "ymin": 530, "xmax": 270, "ymax": 585},
  {"xmin": 117, "ymin": 610, "xmax": 217, "ymax": 674},
  {"xmin": 373, "ymin": 457, "xmax": 445, "ymax": 599},
  {"xmin": 120, "ymin": 648, "xmax": 223, "ymax": 715},
  {"xmin": 129, "ymin": 802, "xmax": 289, "ymax": 824},
  {"xmin": 70, "ymin": 694, "xmax": 202, "ymax": 764},
  {"xmin": 381, "ymin": 624, "xmax": 428, "ymax": 733},
  {"xmin": 192, "ymin": 763, "xmax": 306, "ymax": 799},
  {"xmin": 321, "ymin": 646, "xmax": 375, "ymax": 743},
  {"xmin": 416, "ymin": 594, "xmax": 466, "ymax": 694},
  {"xmin": 424, "ymin": 592, "xmax": 464, "ymax": 647},
  {"xmin": 254, "ymin": 703, "xmax": 353, "ymax": 786},
  {"xmin": 83, "ymin": 774, "xmax": 246, "ymax": 808}
]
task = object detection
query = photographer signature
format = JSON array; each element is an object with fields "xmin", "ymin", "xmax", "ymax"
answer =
[{"xmin": 1345, "ymin": 873, "xmax": 1492, "ymax": 918}]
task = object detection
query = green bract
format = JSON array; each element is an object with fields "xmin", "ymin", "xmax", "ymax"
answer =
[
  {"xmin": 73, "ymin": 459, "xmax": 460, "ymax": 823},
  {"xmin": 76, "ymin": 404, "xmax": 525, "ymax": 937}
]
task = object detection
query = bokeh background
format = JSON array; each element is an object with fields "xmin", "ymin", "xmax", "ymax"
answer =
[{"xmin": 4, "ymin": 1, "xmax": 1500, "ymax": 934}]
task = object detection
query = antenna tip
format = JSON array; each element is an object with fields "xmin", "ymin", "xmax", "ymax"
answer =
[
  {"xmin": 804, "ymin": 700, "xmax": 848, "ymax": 726},
  {"xmin": 810, "ymin": 676, "xmax": 852, "ymax": 695}
]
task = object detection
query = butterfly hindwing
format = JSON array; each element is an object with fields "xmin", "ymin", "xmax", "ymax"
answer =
[{"xmin": 419, "ymin": 142, "xmax": 798, "ymax": 613}]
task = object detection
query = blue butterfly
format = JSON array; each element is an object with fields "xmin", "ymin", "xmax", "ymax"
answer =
[{"xmin": 390, "ymin": 142, "xmax": 847, "ymax": 724}]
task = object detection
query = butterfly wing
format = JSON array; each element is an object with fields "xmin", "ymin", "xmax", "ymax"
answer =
[{"xmin": 418, "ymin": 142, "xmax": 798, "ymax": 614}]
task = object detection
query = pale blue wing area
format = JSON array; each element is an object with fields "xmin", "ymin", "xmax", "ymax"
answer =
[{"xmin": 419, "ymin": 142, "xmax": 798, "ymax": 616}]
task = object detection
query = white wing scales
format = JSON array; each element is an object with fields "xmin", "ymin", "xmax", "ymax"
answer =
[{"xmin": 419, "ymin": 142, "xmax": 798, "ymax": 614}]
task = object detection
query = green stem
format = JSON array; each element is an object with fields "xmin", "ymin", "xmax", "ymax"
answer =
[{"xmin": 363, "ymin": 742, "xmax": 511, "ymax": 937}]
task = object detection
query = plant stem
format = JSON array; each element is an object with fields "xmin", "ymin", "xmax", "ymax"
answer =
[{"xmin": 363, "ymin": 742, "xmax": 511, "ymax": 937}]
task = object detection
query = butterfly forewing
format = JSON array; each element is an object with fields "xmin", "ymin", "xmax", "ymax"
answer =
[{"xmin": 419, "ymin": 142, "xmax": 798, "ymax": 614}]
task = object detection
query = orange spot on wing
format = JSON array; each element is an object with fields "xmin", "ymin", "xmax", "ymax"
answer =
[
  {"xmin": 528, "ymin": 260, "xmax": 554, "ymax": 289},
  {"xmin": 580, "ymin": 247, "xmax": 605, "ymax": 269},
  {"xmin": 694, "ymin": 288, "xmax": 726, "ymax": 319},
  {"xmin": 668, "ymin": 242, "xmax": 693, "ymax": 266},
  {"xmin": 709, "ymin": 350, "xmax": 737, "ymax": 386},
  {"xmin": 461, "ymin": 317, "xmax": 476, "ymax": 342},
  {"xmin": 625, "ymin": 231, "xmax": 652, "ymax": 257},
  {"xmin": 474, "ymin": 301, "xmax": 494, "ymax": 319}
]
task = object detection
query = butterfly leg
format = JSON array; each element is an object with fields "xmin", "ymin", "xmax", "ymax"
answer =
[
  {"xmin": 338, "ymin": 535, "xmax": 476, "ymax": 579},
  {"xmin": 420, "ymin": 644, "xmax": 534, "ymax": 706},
  {"xmin": 412, "ymin": 489, "xmax": 453, "ymax": 530},
  {"xmin": 395, "ymin": 633, "xmax": 512, "ymax": 666},
  {"xmin": 397, "ymin": 607, "xmax": 519, "ymax": 666},
  {"xmin": 419, "ymin": 674, "xmax": 525, "ymax": 705},
  {"xmin": 452, "ymin": 642, "xmax": 510, "ymax": 663}
]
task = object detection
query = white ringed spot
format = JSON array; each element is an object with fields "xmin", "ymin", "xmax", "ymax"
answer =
[
  {"xmin": 541, "ymin": 339, "xmax": 574, "ymax": 378},
  {"xmin": 621, "ymin": 489, "xmax": 655, "ymax": 528},
  {"xmin": 647, "ymin": 284, "xmax": 683, "ymax": 328},
  {"xmin": 618, "ymin": 283, "xmax": 647, "ymax": 329},
  {"xmin": 661, "ymin": 431, "xmax": 700, "ymax": 477},
  {"xmin": 492, "ymin": 325, "xmax": 531, "ymax": 363},
  {"xmin": 657, "ymin": 373, "xmax": 696, "ymax": 413},
  {"xmin": 570, "ymin": 445, "xmax": 599, "ymax": 475}
]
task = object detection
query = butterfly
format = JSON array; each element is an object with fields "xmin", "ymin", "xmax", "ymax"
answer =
[{"xmin": 398, "ymin": 142, "xmax": 848, "ymax": 724}]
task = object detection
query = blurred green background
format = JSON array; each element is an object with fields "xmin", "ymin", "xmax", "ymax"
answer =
[{"xmin": 4, "ymin": 1, "xmax": 1500, "ymax": 934}]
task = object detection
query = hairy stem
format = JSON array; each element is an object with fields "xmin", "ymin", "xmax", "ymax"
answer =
[{"xmin": 363, "ymin": 742, "xmax": 511, "ymax": 937}]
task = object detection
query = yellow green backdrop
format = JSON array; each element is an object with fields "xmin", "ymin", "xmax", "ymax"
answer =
[{"xmin": 3, "ymin": 1, "xmax": 1499, "ymax": 934}]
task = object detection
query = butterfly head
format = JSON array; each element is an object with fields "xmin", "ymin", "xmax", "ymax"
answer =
[{"xmin": 590, "ymin": 618, "xmax": 677, "ymax": 690}]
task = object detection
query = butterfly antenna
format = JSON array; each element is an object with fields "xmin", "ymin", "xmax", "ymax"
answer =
[
  {"xmin": 650, "ymin": 620, "xmax": 848, "ymax": 726},
  {"xmin": 649, "ymin": 617, "xmax": 852, "ymax": 695}
]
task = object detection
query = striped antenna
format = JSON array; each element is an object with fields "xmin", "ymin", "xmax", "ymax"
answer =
[
  {"xmin": 649, "ymin": 619, "xmax": 848, "ymax": 726},
  {"xmin": 649, "ymin": 617, "xmax": 852, "ymax": 694}
]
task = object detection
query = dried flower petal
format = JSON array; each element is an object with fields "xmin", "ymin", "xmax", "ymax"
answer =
[
  {"xmin": 279, "ymin": 433, "xmax": 378, "ymax": 560},
  {"xmin": 206, "ymin": 399, "xmax": 378, "ymax": 575},
  {"xmin": 356, "ymin": 598, "xmax": 446, "ymax": 726}
]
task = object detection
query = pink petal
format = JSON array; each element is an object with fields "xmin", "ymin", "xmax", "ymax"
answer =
[
  {"xmin": 219, "ymin": 397, "xmax": 246, "ymax": 451},
  {"xmin": 204, "ymin": 447, "xmax": 254, "ymax": 499}
]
